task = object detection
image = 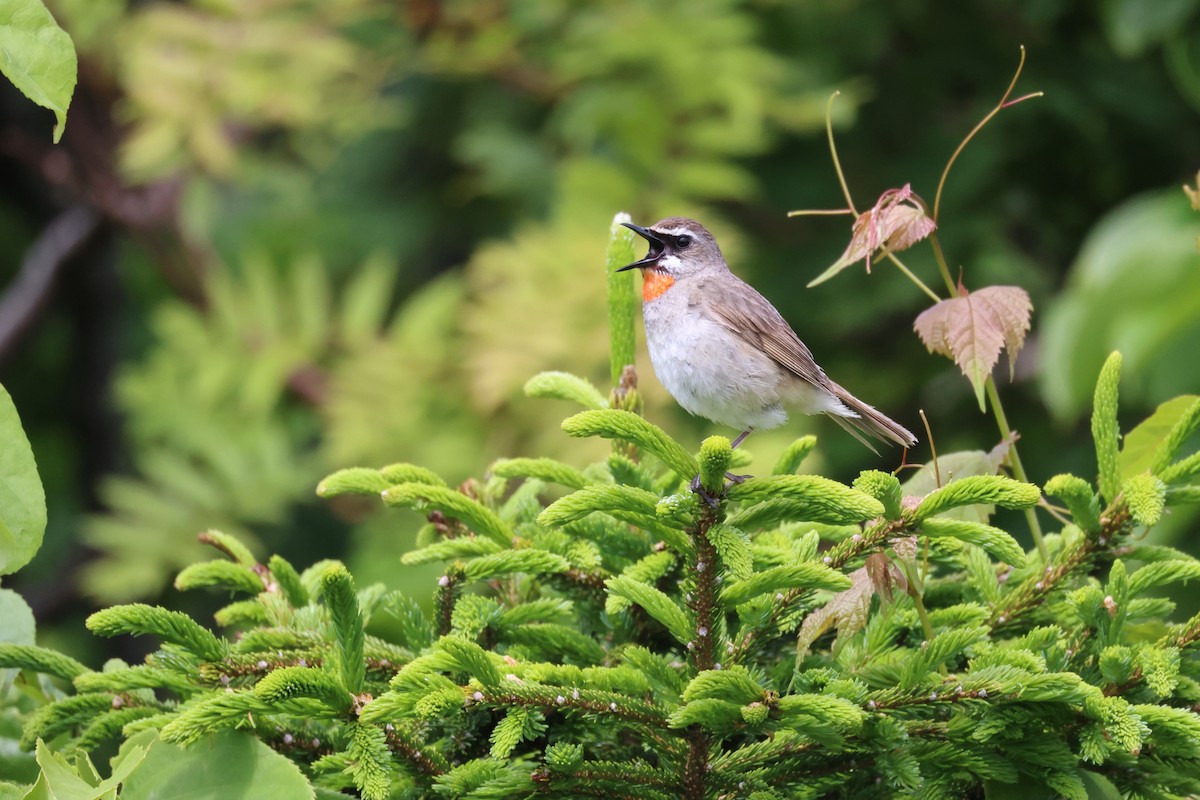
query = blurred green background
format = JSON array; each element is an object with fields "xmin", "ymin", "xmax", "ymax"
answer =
[{"xmin": 1, "ymin": 0, "xmax": 1198, "ymax": 661}]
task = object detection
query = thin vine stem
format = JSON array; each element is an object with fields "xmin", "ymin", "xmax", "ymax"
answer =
[
  {"xmin": 933, "ymin": 46, "xmax": 1042, "ymax": 223},
  {"xmin": 786, "ymin": 208, "xmax": 854, "ymax": 218},
  {"xmin": 986, "ymin": 376, "xmax": 1048, "ymax": 561},
  {"xmin": 825, "ymin": 92, "xmax": 858, "ymax": 216}
]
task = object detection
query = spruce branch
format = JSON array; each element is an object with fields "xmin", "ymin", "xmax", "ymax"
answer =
[
  {"xmin": 20, "ymin": 693, "xmax": 124, "ymax": 750},
  {"xmin": 0, "ymin": 643, "xmax": 90, "ymax": 681},
  {"xmin": 384, "ymin": 722, "xmax": 448, "ymax": 776},
  {"xmin": 382, "ymin": 483, "xmax": 513, "ymax": 547},
  {"xmin": 991, "ymin": 504, "xmax": 1133, "ymax": 630},
  {"xmin": 268, "ymin": 554, "xmax": 310, "ymax": 606},
  {"xmin": 773, "ymin": 435, "xmax": 818, "ymax": 475},
  {"xmin": 435, "ymin": 564, "xmax": 465, "ymax": 637},
  {"xmin": 255, "ymin": 665, "xmax": 352, "ymax": 712},
  {"xmin": 174, "ymin": 559, "xmax": 266, "ymax": 595},
  {"xmin": 87, "ymin": 604, "xmax": 227, "ymax": 661},
  {"xmin": 378, "ymin": 463, "xmax": 448, "ymax": 488},
  {"xmin": 607, "ymin": 213, "xmax": 639, "ymax": 387},
  {"xmin": 1092, "ymin": 352, "xmax": 1123, "ymax": 505},
  {"xmin": 491, "ymin": 457, "xmax": 590, "ymax": 490},
  {"xmin": 525, "ymin": 371, "xmax": 609, "ymax": 410},
  {"xmin": 472, "ymin": 685, "xmax": 672, "ymax": 729},
  {"xmin": 728, "ymin": 515, "xmax": 911, "ymax": 663},
  {"xmin": 562, "ymin": 410, "xmax": 698, "ymax": 481},
  {"xmin": 322, "ymin": 564, "xmax": 366, "ymax": 695},
  {"xmin": 197, "ymin": 529, "xmax": 258, "ymax": 566}
]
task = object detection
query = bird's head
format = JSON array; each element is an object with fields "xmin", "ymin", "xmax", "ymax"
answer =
[{"xmin": 617, "ymin": 217, "xmax": 724, "ymax": 280}]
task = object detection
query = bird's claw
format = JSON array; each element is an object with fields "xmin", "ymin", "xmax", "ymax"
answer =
[
  {"xmin": 688, "ymin": 474, "xmax": 720, "ymax": 508},
  {"xmin": 690, "ymin": 472, "xmax": 751, "ymax": 508}
]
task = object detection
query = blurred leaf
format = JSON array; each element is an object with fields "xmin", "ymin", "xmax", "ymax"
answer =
[
  {"xmin": 116, "ymin": 2, "xmax": 397, "ymax": 179},
  {"xmin": 324, "ymin": 273, "xmax": 485, "ymax": 481},
  {"xmin": 1100, "ymin": 0, "xmax": 1200, "ymax": 57},
  {"xmin": 1120, "ymin": 395, "xmax": 1200, "ymax": 480},
  {"xmin": 84, "ymin": 255, "xmax": 406, "ymax": 601},
  {"xmin": 1041, "ymin": 191, "xmax": 1200, "ymax": 421},
  {"xmin": 0, "ymin": 0, "xmax": 77, "ymax": 142},
  {"xmin": 0, "ymin": 384, "xmax": 46, "ymax": 575},
  {"xmin": 913, "ymin": 286, "xmax": 1032, "ymax": 410}
]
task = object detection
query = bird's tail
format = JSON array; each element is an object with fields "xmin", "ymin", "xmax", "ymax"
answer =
[{"xmin": 826, "ymin": 381, "xmax": 917, "ymax": 454}]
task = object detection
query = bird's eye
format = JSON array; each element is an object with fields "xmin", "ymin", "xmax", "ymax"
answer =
[{"xmin": 675, "ymin": 235, "xmax": 692, "ymax": 248}]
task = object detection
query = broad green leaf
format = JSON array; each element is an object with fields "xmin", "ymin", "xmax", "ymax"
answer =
[
  {"xmin": 0, "ymin": 0, "xmax": 77, "ymax": 142},
  {"xmin": 1078, "ymin": 768, "xmax": 1125, "ymax": 799},
  {"xmin": 0, "ymin": 589, "xmax": 35, "ymax": 686},
  {"xmin": 1040, "ymin": 191, "xmax": 1200, "ymax": 421},
  {"xmin": 0, "ymin": 385, "xmax": 45, "ymax": 576},
  {"xmin": 1120, "ymin": 395, "xmax": 1200, "ymax": 479},
  {"xmin": 914, "ymin": 286, "xmax": 1032, "ymax": 410},
  {"xmin": 31, "ymin": 737, "xmax": 147, "ymax": 800},
  {"xmin": 117, "ymin": 729, "xmax": 314, "ymax": 800}
]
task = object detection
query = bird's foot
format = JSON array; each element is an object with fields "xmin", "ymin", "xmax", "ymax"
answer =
[
  {"xmin": 689, "ymin": 474, "xmax": 721, "ymax": 509},
  {"xmin": 689, "ymin": 472, "xmax": 751, "ymax": 508}
]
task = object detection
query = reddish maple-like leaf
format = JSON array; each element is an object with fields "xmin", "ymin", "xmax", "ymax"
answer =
[
  {"xmin": 809, "ymin": 184, "xmax": 937, "ymax": 287},
  {"xmin": 865, "ymin": 550, "xmax": 907, "ymax": 606},
  {"xmin": 795, "ymin": 566, "xmax": 874, "ymax": 660},
  {"xmin": 913, "ymin": 285, "xmax": 1033, "ymax": 410}
]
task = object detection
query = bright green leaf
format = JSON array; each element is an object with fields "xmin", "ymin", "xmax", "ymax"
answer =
[
  {"xmin": 0, "ymin": 0, "xmax": 77, "ymax": 142},
  {"xmin": 0, "ymin": 384, "xmax": 46, "ymax": 575},
  {"xmin": 1119, "ymin": 395, "xmax": 1200, "ymax": 479},
  {"xmin": 118, "ymin": 729, "xmax": 314, "ymax": 800}
]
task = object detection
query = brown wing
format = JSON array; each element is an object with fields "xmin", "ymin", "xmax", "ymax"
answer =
[
  {"xmin": 700, "ymin": 274, "xmax": 834, "ymax": 391},
  {"xmin": 702, "ymin": 273, "xmax": 918, "ymax": 448}
]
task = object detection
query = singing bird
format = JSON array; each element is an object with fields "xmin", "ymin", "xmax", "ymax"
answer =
[{"xmin": 618, "ymin": 217, "xmax": 916, "ymax": 452}]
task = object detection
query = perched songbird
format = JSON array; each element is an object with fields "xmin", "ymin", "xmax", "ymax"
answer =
[{"xmin": 618, "ymin": 217, "xmax": 916, "ymax": 452}]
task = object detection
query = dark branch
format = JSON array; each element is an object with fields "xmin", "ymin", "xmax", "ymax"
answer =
[{"xmin": 0, "ymin": 205, "xmax": 102, "ymax": 363}]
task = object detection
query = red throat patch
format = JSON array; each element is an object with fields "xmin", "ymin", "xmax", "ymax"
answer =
[{"xmin": 642, "ymin": 269, "xmax": 675, "ymax": 302}]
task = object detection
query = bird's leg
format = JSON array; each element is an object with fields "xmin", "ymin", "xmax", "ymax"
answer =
[
  {"xmin": 690, "ymin": 430, "xmax": 755, "ymax": 507},
  {"xmin": 723, "ymin": 430, "xmax": 752, "ymax": 483},
  {"xmin": 688, "ymin": 474, "xmax": 721, "ymax": 509}
]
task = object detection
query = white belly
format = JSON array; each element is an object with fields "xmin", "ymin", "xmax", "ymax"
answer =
[{"xmin": 644, "ymin": 303, "xmax": 789, "ymax": 431}]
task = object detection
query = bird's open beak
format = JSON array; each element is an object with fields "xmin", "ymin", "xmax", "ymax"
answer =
[{"xmin": 617, "ymin": 222, "xmax": 665, "ymax": 271}]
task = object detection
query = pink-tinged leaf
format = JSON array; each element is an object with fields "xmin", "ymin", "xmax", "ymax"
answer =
[
  {"xmin": 913, "ymin": 285, "xmax": 1032, "ymax": 411},
  {"xmin": 795, "ymin": 566, "xmax": 873, "ymax": 660},
  {"xmin": 808, "ymin": 184, "xmax": 937, "ymax": 287},
  {"xmin": 884, "ymin": 204, "xmax": 937, "ymax": 251},
  {"xmin": 865, "ymin": 551, "xmax": 907, "ymax": 607}
]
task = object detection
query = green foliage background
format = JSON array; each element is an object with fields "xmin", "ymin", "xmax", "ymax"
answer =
[{"xmin": 0, "ymin": 0, "xmax": 1198, "ymax": 664}]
